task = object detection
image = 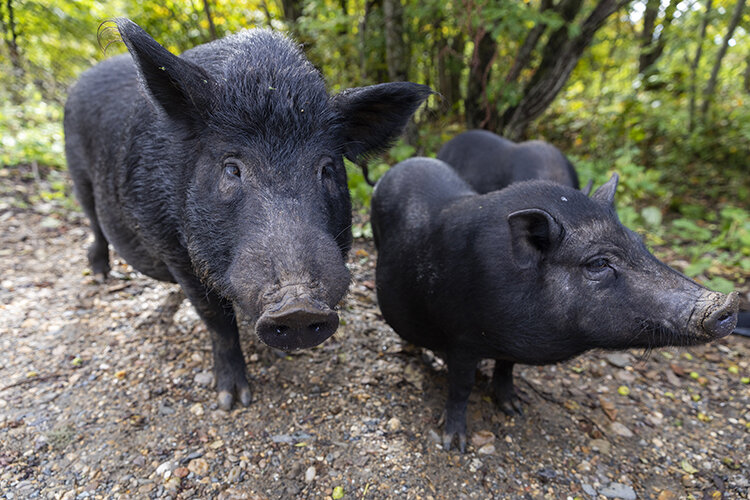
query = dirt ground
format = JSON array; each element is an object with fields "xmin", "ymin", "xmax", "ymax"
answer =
[{"xmin": 1, "ymin": 171, "xmax": 749, "ymax": 500}]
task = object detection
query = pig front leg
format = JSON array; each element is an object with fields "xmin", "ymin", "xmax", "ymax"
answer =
[
  {"xmin": 443, "ymin": 350, "xmax": 479, "ymax": 453},
  {"xmin": 492, "ymin": 360, "xmax": 523, "ymax": 416},
  {"xmin": 170, "ymin": 267, "xmax": 252, "ymax": 410}
]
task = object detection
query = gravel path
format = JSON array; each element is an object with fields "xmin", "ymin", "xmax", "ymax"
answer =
[{"xmin": 1, "ymin": 174, "xmax": 749, "ymax": 499}]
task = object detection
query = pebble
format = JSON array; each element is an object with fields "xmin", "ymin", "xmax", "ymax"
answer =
[
  {"xmin": 581, "ymin": 483, "xmax": 597, "ymax": 496},
  {"xmin": 477, "ymin": 444, "xmax": 495, "ymax": 455},
  {"xmin": 470, "ymin": 430, "xmax": 495, "ymax": 448},
  {"xmin": 599, "ymin": 482, "xmax": 636, "ymax": 500},
  {"xmin": 305, "ymin": 465, "xmax": 316, "ymax": 482},
  {"xmin": 188, "ymin": 458, "xmax": 209, "ymax": 476},
  {"xmin": 468, "ymin": 458, "xmax": 483, "ymax": 473},
  {"xmin": 194, "ymin": 371, "xmax": 213, "ymax": 387},
  {"xmin": 610, "ymin": 422, "xmax": 634, "ymax": 438},
  {"xmin": 590, "ymin": 439, "xmax": 611, "ymax": 454},
  {"xmin": 657, "ymin": 490, "xmax": 678, "ymax": 500},
  {"xmin": 605, "ymin": 353, "xmax": 631, "ymax": 368},
  {"xmin": 156, "ymin": 461, "xmax": 174, "ymax": 478},
  {"xmin": 190, "ymin": 403, "xmax": 204, "ymax": 416},
  {"xmin": 227, "ymin": 466, "xmax": 241, "ymax": 483},
  {"xmin": 386, "ymin": 417, "xmax": 401, "ymax": 432}
]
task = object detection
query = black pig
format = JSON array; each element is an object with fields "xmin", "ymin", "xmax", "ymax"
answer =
[
  {"xmin": 372, "ymin": 157, "xmax": 738, "ymax": 451},
  {"xmin": 437, "ymin": 129, "xmax": 580, "ymax": 192},
  {"xmin": 64, "ymin": 19, "xmax": 431, "ymax": 409}
]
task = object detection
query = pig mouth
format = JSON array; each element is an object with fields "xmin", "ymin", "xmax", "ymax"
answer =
[{"xmin": 254, "ymin": 286, "xmax": 340, "ymax": 351}]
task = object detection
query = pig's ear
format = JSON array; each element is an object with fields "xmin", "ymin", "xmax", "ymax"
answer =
[
  {"xmin": 507, "ymin": 208, "xmax": 562, "ymax": 269},
  {"xmin": 581, "ymin": 179, "xmax": 594, "ymax": 196},
  {"xmin": 113, "ymin": 18, "xmax": 213, "ymax": 122},
  {"xmin": 591, "ymin": 173, "xmax": 619, "ymax": 205},
  {"xmin": 332, "ymin": 82, "xmax": 433, "ymax": 161}
]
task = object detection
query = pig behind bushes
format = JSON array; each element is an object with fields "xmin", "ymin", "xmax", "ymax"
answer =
[
  {"xmin": 437, "ymin": 129, "xmax": 580, "ymax": 192},
  {"xmin": 371, "ymin": 157, "xmax": 738, "ymax": 452},
  {"xmin": 64, "ymin": 18, "xmax": 431, "ymax": 409}
]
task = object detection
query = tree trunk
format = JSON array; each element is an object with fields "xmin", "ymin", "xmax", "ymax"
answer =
[
  {"xmin": 505, "ymin": 0, "xmax": 553, "ymax": 85},
  {"xmin": 687, "ymin": 0, "xmax": 712, "ymax": 132},
  {"xmin": 700, "ymin": 0, "xmax": 746, "ymax": 120},
  {"xmin": 2, "ymin": 0, "xmax": 23, "ymax": 78},
  {"xmin": 744, "ymin": 53, "xmax": 750, "ymax": 94},
  {"xmin": 465, "ymin": 27, "xmax": 498, "ymax": 129},
  {"xmin": 437, "ymin": 25, "xmax": 465, "ymax": 113},
  {"xmin": 202, "ymin": 0, "xmax": 218, "ymax": 40},
  {"xmin": 383, "ymin": 0, "xmax": 407, "ymax": 81},
  {"xmin": 639, "ymin": 0, "xmax": 677, "ymax": 75},
  {"xmin": 501, "ymin": 0, "xmax": 627, "ymax": 140}
]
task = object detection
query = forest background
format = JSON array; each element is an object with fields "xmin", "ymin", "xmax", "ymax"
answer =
[{"xmin": 1, "ymin": 0, "xmax": 748, "ymax": 295}]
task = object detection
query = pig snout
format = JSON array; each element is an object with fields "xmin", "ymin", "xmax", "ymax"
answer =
[
  {"xmin": 699, "ymin": 291, "xmax": 739, "ymax": 339},
  {"xmin": 256, "ymin": 293, "xmax": 339, "ymax": 351}
]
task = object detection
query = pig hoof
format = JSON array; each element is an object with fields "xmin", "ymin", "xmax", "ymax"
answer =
[
  {"xmin": 218, "ymin": 391, "xmax": 234, "ymax": 411},
  {"xmin": 216, "ymin": 380, "xmax": 252, "ymax": 410},
  {"xmin": 441, "ymin": 430, "xmax": 467, "ymax": 453},
  {"xmin": 497, "ymin": 395, "xmax": 524, "ymax": 417}
]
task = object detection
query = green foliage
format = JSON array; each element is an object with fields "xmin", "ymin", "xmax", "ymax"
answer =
[{"xmin": 0, "ymin": 87, "xmax": 64, "ymax": 167}]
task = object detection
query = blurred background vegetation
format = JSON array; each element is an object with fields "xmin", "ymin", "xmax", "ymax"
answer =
[{"xmin": 0, "ymin": 0, "xmax": 748, "ymax": 293}]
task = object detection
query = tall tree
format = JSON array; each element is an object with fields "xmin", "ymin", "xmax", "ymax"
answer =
[
  {"xmin": 688, "ymin": 0, "xmax": 713, "ymax": 132},
  {"xmin": 638, "ymin": 0, "xmax": 677, "ymax": 76},
  {"xmin": 700, "ymin": 0, "xmax": 747, "ymax": 120},
  {"xmin": 383, "ymin": 0, "xmax": 407, "ymax": 81},
  {"xmin": 500, "ymin": 0, "xmax": 629, "ymax": 140}
]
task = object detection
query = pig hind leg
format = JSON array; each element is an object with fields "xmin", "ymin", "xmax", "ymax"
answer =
[
  {"xmin": 72, "ymin": 174, "xmax": 111, "ymax": 277},
  {"xmin": 442, "ymin": 350, "xmax": 479, "ymax": 453},
  {"xmin": 492, "ymin": 360, "xmax": 523, "ymax": 416},
  {"xmin": 170, "ymin": 267, "xmax": 251, "ymax": 410}
]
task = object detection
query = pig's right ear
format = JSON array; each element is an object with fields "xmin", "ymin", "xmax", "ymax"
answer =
[
  {"xmin": 331, "ymin": 82, "xmax": 433, "ymax": 161},
  {"xmin": 113, "ymin": 18, "xmax": 213, "ymax": 123},
  {"xmin": 591, "ymin": 173, "xmax": 619, "ymax": 205},
  {"xmin": 507, "ymin": 208, "xmax": 562, "ymax": 269}
]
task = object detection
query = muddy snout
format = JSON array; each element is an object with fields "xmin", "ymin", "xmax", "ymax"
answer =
[
  {"xmin": 699, "ymin": 291, "xmax": 739, "ymax": 339},
  {"xmin": 256, "ymin": 296, "xmax": 339, "ymax": 351}
]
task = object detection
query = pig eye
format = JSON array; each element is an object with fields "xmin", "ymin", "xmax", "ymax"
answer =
[
  {"xmin": 318, "ymin": 158, "xmax": 337, "ymax": 190},
  {"xmin": 584, "ymin": 257, "xmax": 612, "ymax": 279},
  {"xmin": 223, "ymin": 162, "xmax": 241, "ymax": 179}
]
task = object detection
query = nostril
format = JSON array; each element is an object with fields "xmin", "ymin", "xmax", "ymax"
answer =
[
  {"xmin": 274, "ymin": 325, "xmax": 289, "ymax": 335},
  {"xmin": 256, "ymin": 300, "xmax": 339, "ymax": 351},
  {"xmin": 309, "ymin": 322, "xmax": 326, "ymax": 333}
]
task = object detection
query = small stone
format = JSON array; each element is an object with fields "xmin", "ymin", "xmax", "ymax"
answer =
[
  {"xmin": 657, "ymin": 490, "xmax": 678, "ymax": 500},
  {"xmin": 581, "ymin": 483, "xmax": 597, "ymax": 496},
  {"xmin": 194, "ymin": 371, "xmax": 213, "ymax": 387},
  {"xmin": 40, "ymin": 216, "xmax": 61, "ymax": 229},
  {"xmin": 305, "ymin": 465, "xmax": 316, "ymax": 482},
  {"xmin": 477, "ymin": 444, "xmax": 495, "ymax": 455},
  {"xmin": 227, "ymin": 466, "xmax": 242, "ymax": 483},
  {"xmin": 470, "ymin": 430, "xmax": 495, "ymax": 448},
  {"xmin": 188, "ymin": 458, "xmax": 209, "ymax": 476},
  {"xmin": 386, "ymin": 417, "xmax": 401, "ymax": 432},
  {"xmin": 610, "ymin": 422, "xmax": 634, "ymax": 438},
  {"xmin": 468, "ymin": 458, "xmax": 483, "ymax": 473},
  {"xmin": 190, "ymin": 403, "xmax": 204, "ymax": 416},
  {"xmin": 599, "ymin": 482, "xmax": 636, "ymax": 500},
  {"xmin": 164, "ymin": 476, "xmax": 181, "ymax": 490},
  {"xmin": 605, "ymin": 353, "xmax": 631, "ymax": 368},
  {"xmin": 590, "ymin": 438, "xmax": 611, "ymax": 454},
  {"xmin": 156, "ymin": 461, "xmax": 173, "ymax": 478},
  {"xmin": 174, "ymin": 467, "xmax": 189, "ymax": 478},
  {"xmin": 427, "ymin": 429, "xmax": 441, "ymax": 444}
]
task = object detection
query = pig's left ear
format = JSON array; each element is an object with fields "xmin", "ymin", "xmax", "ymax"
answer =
[
  {"xmin": 591, "ymin": 173, "xmax": 619, "ymax": 205},
  {"xmin": 507, "ymin": 208, "xmax": 563, "ymax": 269},
  {"xmin": 331, "ymin": 82, "xmax": 433, "ymax": 161}
]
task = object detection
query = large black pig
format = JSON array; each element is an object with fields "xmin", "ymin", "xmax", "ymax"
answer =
[
  {"xmin": 437, "ymin": 129, "xmax": 580, "ymax": 192},
  {"xmin": 64, "ymin": 19, "xmax": 431, "ymax": 410},
  {"xmin": 372, "ymin": 157, "xmax": 738, "ymax": 452}
]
